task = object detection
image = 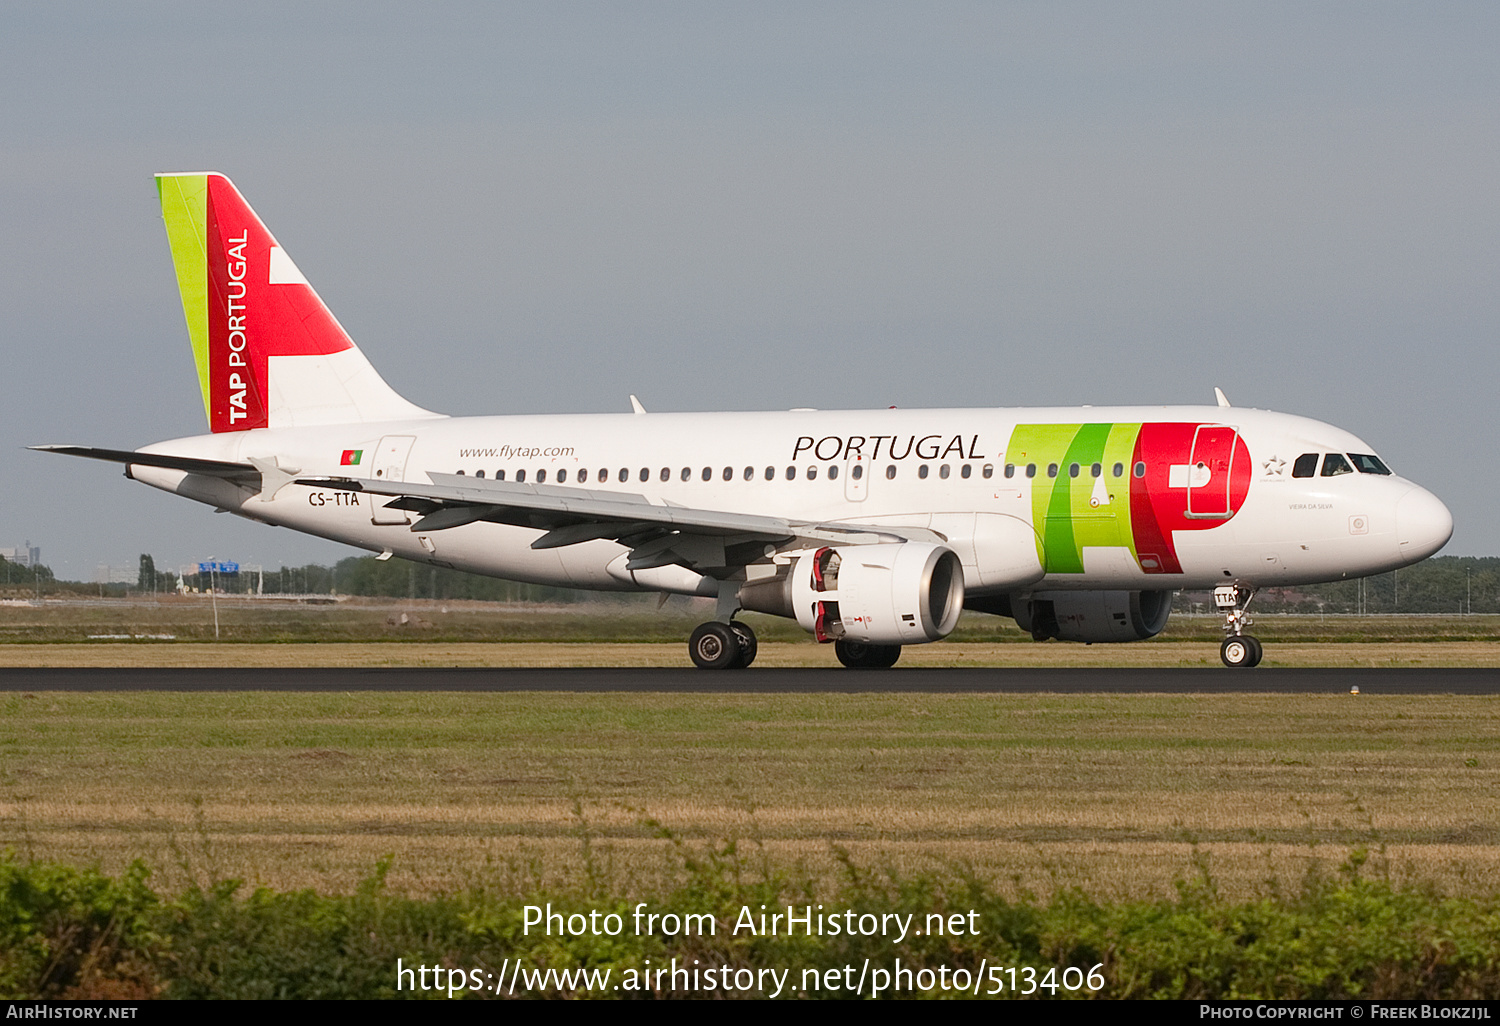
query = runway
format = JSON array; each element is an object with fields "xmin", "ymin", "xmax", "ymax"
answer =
[{"xmin": 1, "ymin": 666, "xmax": 1497, "ymax": 693}]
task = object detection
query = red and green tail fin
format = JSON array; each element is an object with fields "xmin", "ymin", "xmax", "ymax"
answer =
[{"xmin": 156, "ymin": 172, "xmax": 437, "ymax": 433}]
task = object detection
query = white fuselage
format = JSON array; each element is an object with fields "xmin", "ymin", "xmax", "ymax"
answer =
[{"xmin": 126, "ymin": 404, "xmax": 1453, "ymax": 600}]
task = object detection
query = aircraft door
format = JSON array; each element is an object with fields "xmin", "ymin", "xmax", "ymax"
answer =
[
  {"xmin": 1186, "ymin": 425, "xmax": 1238, "ymax": 519},
  {"xmin": 844, "ymin": 452, "xmax": 869, "ymax": 502},
  {"xmin": 369, "ymin": 434, "xmax": 417, "ymax": 525}
]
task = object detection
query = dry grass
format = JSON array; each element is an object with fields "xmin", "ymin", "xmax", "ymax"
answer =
[
  {"xmin": 1, "ymin": 691, "xmax": 1495, "ymax": 900},
  {"xmin": 2, "ymin": 640, "xmax": 1500, "ymax": 667}
]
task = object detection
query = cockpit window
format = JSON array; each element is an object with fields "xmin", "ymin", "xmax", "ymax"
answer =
[
  {"xmin": 1321, "ymin": 453, "xmax": 1353, "ymax": 477},
  {"xmin": 1292, "ymin": 453, "xmax": 1318, "ymax": 478},
  {"xmin": 1348, "ymin": 453, "xmax": 1392, "ymax": 475}
]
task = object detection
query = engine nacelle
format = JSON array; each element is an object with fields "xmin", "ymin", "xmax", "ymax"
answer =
[
  {"xmin": 758, "ymin": 542, "xmax": 965, "ymax": 646},
  {"xmin": 1010, "ymin": 590, "xmax": 1173, "ymax": 643}
]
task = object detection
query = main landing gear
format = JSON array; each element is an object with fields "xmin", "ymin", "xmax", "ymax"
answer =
[
  {"xmin": 834, "ymin": 640, "xmax": 902, "ymax": 668},
  {"xmin": 1215, "ymin": 585, "xmax": 1262, "ymax": 668},
  {"xmin": 688, "ymin": 582, "xmax": 758, "ymax": 669},
  {"xmin": 687, "ymin": 620, "xmax": 758, "ymax": 669}
]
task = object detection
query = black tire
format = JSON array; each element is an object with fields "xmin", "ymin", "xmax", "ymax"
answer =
[
  {"xmin": 728, "ymin": 620, "xmax": 758, "ymax": 669},
  {"xmin": 1220, "ymin": 635, "xmax": 1257, "ymax": 668},
  {"xmin": 689, "ymin": 622, "xmax": 741, "ymax": 669},
  {"xmin": 835, "ymin": 640, "xmax": 902, "ymax": 668},
  {"xmin": 1245, "ymin": 636, "xmax": 1264, "ymax": 667}
]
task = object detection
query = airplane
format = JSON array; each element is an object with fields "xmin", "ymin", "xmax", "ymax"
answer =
[{"xmin": 36, "ymin": 173, "xmax": 1454, "ymax": 669}]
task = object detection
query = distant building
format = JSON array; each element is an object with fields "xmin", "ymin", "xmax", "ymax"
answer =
[{"xmin": 0, "ymin": 541, "xmax": 40, "ymax": 567}]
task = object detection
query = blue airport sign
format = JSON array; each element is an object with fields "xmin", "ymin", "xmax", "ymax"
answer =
[{"xmin": 197, "ymin": 562, "xmax": 240, "ymax": 575}]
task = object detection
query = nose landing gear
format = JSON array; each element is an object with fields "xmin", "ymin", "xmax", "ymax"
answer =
[{"xmin": 1215, "ymin": 585, "xmax": 1262, "ymax": 667}]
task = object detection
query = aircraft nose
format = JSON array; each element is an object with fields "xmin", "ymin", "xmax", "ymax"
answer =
[{"xmin": 1396, "ymin": 486, "xmax": 1453, "ymax": 563}]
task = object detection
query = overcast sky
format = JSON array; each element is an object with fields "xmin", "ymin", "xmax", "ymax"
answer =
[{"xmin": 3, "ymin": 2, "xmax": 1497, "ymax": 579}]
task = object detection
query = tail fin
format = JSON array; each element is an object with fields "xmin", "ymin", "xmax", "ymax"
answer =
[{"xmin": 156, "ymin": 172, "xmax": 439, "ymax": 432}]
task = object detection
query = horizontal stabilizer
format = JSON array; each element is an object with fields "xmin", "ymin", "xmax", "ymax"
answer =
[{"xmin": 30, "ymin": 445, "xmax": 257, "ymax": 479}]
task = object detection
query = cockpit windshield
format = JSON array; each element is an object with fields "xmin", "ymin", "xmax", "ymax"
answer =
[
  {"xmin": 1292, "ymin": 451, "xmax": 1393, "ymax": 478},
  {"xmin": 1321, "ymin": 453, "xmax": 1353, "ymax": 477},
  {"xmin": 1348, "ymin": 453, "xmax": 1392, "ymax": 475}
]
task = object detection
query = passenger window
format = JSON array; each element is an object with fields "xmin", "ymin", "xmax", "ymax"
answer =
[
  {"xmin": 536, "ymin": 469, "xmax": 547, "ymax": 483},
  {"xmin": 497, "ymin": 470, "xmax": 506, "ymax": 481},
  {"xmin": 723, "ymin": 467, "xmax": 734, "ymax": 481},
  {"xmin": 961, "ymin": 464, "xmax": 971, "ymax": 479},
  {"xmin": 1004, "ymin": 464, "xmax": 1015, "ymax": 478},
  {"xmin": 885, "ymin": 465, "xmax": 897, "ymax": 479},
  {"xmin": 557, "ymin": 470, "xmax": 567, "ymax": 483},
  {"xmin": 806, "ymin": 466, "xmax": 817, "ymax": 480},
  {"xmin": 1113, "ymin": 462, "xmax": 1123, "ymax": 477},
  {"xmin": 1091, "ymin": 463, "xmax": 1102, "ymax": 478},
  {"xmin": 785, "ymin": 466, "xmax": 796, "ymax": 480},
  {"xmin": 1349, "ymin": 453, "xmax": 1392, "ymax": 475},
  {"xmin": 1133, "ymin": 462, "xmax": 1145, "ymax": 478},
  {"xmin": 982, "ymin": 464, "xmax": 994, "ymax": 479},
  {"xmin": 828, "ymin": 465, "xmax": 839, "ymax": 480},
  {"xmin": 852, "ymin": 465, "xmax": 863, "ymax": 480},
  {"xmin": 1068, "ymin": 463, "xmax": 1079, "ymax": 478},
  {"xmin": 918, "ymin": 465, "xmax": 930, "ymax": 479},
  {"xmin": 743, "ymin": 466, "xmax": 754, "ymax": 481},
  {"xmin": 702, "ymin": 467, "xmax": 712, "ymax": 482},
  {"xmin": 765, "ymin": 466, "xmax": 775, "ymax": 481},
  {"xmin": 617, "ymin": 468, "xmax": 628, "ymax": 483},
  {"xmin": 475, "ymin": 470, "xmax": 485, "ymax": 478},
  {"xmin": 681, "ymin": 467, "xmax": 691, "ymax": 482},
  {"xmin": 1292, "ymin": 453, "xmax": 1318, "ymax": 478},
  {"xmin": 598, "ymin": 469, "xmax": 608, "ymax": 482},
  {"xmin": 660, "ymin": 468, "xmax": 670, "ymax": 482},
  {"xmin": 939, "ymin": 464, "xmax": 951, "ymax": 479},
  {"xmin": 1026, "ymin": 463, "xmax": 1037, "ymax": 478},
  {"xmin": 516, "ymin": 469, "xmax": 526, "ymax": 483},
  {"xmin": 635, "ymin": 468, "xmax": 646, "ymax": 482},
  {"xmin": 456, "ymin": 470, "xmax": 465, "ymax": 475},
  {"xmin": 1048, "ymin": 463, "xmax": 1059, "ymax": 478},
  {"xmin": 1321, "ymin": 453, "xmax": 1353, "ymax": 477}
]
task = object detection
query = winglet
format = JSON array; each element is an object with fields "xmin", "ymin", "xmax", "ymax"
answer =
[{"xmin": 1214, "ymin": 387, "xmax": 1231, "ymax": 408}]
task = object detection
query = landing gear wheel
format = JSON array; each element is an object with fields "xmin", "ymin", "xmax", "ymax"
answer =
[
  {"xmin": 835, "ymin": 640, "xmax": 902, "ymax": 669},
  {"xmin": 689, "ymin": 622, "xmax": 741, "ymax": 669},
  {"xmin": 1220, "ymin": 635, "xmax": 1261, "ymax": 668},
  {"xmin": 728, "ymin": 620, "xmax": 757, "ymax": 669},
  {"xmin": 1245, "ymin": 636, "xmax": 1263, "ymax": 667}
]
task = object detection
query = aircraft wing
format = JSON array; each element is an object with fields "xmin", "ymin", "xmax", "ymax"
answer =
[{"xmin": 299, "ymin": 471, "xmax": 933, "ymax": 573}]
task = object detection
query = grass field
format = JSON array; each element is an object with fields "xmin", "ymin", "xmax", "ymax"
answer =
[
  {"xmin": 5, "ymin": 640, "xmax": 1500, "ymax": 667},
  {"xmin": 4, "ymin": 596, "xmax": 1500, "ymax": 644},
  {"xmin": 3, "ymin": 597, "xmax": 1500, "ymax": 666},
  {"xmin": 3, "ymin": 599, "xmax": 1495, "ymax": 913},
  {"xmin": 1, "ymin": 691, "xmax": 1496, "ymax": 902}
]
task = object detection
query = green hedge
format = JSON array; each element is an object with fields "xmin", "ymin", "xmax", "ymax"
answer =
[{"xmin": 2, "ymin": 848, "xmax": 1497, "ymax": 1000}]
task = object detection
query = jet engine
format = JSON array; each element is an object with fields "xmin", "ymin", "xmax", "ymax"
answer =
[
  {"xmin": 1007, "ymin": 590, "xmax": 1173, "ymax": 643},
  {"xmin": 740, "ymin": 542, "xmax": 965, "ymax": 646}
]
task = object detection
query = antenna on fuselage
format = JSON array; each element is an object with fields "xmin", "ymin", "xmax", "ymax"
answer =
[
  {"xmin": 1214, "ymin": 387, "xmax": 1231, "ymax": 408},
  {"xmin": 630, "ymin": 395, "xmax": 648, "ymax": 414}
]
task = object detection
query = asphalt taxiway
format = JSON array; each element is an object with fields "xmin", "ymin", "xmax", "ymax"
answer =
[{"xmin": 0, "ymin": 667, "xmax": 1496, "ymax": 693}]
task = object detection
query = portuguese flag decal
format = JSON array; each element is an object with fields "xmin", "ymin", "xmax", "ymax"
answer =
[{"xmin": 340, "ymin": 449, "xmax": 363, "ymax": 466}]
